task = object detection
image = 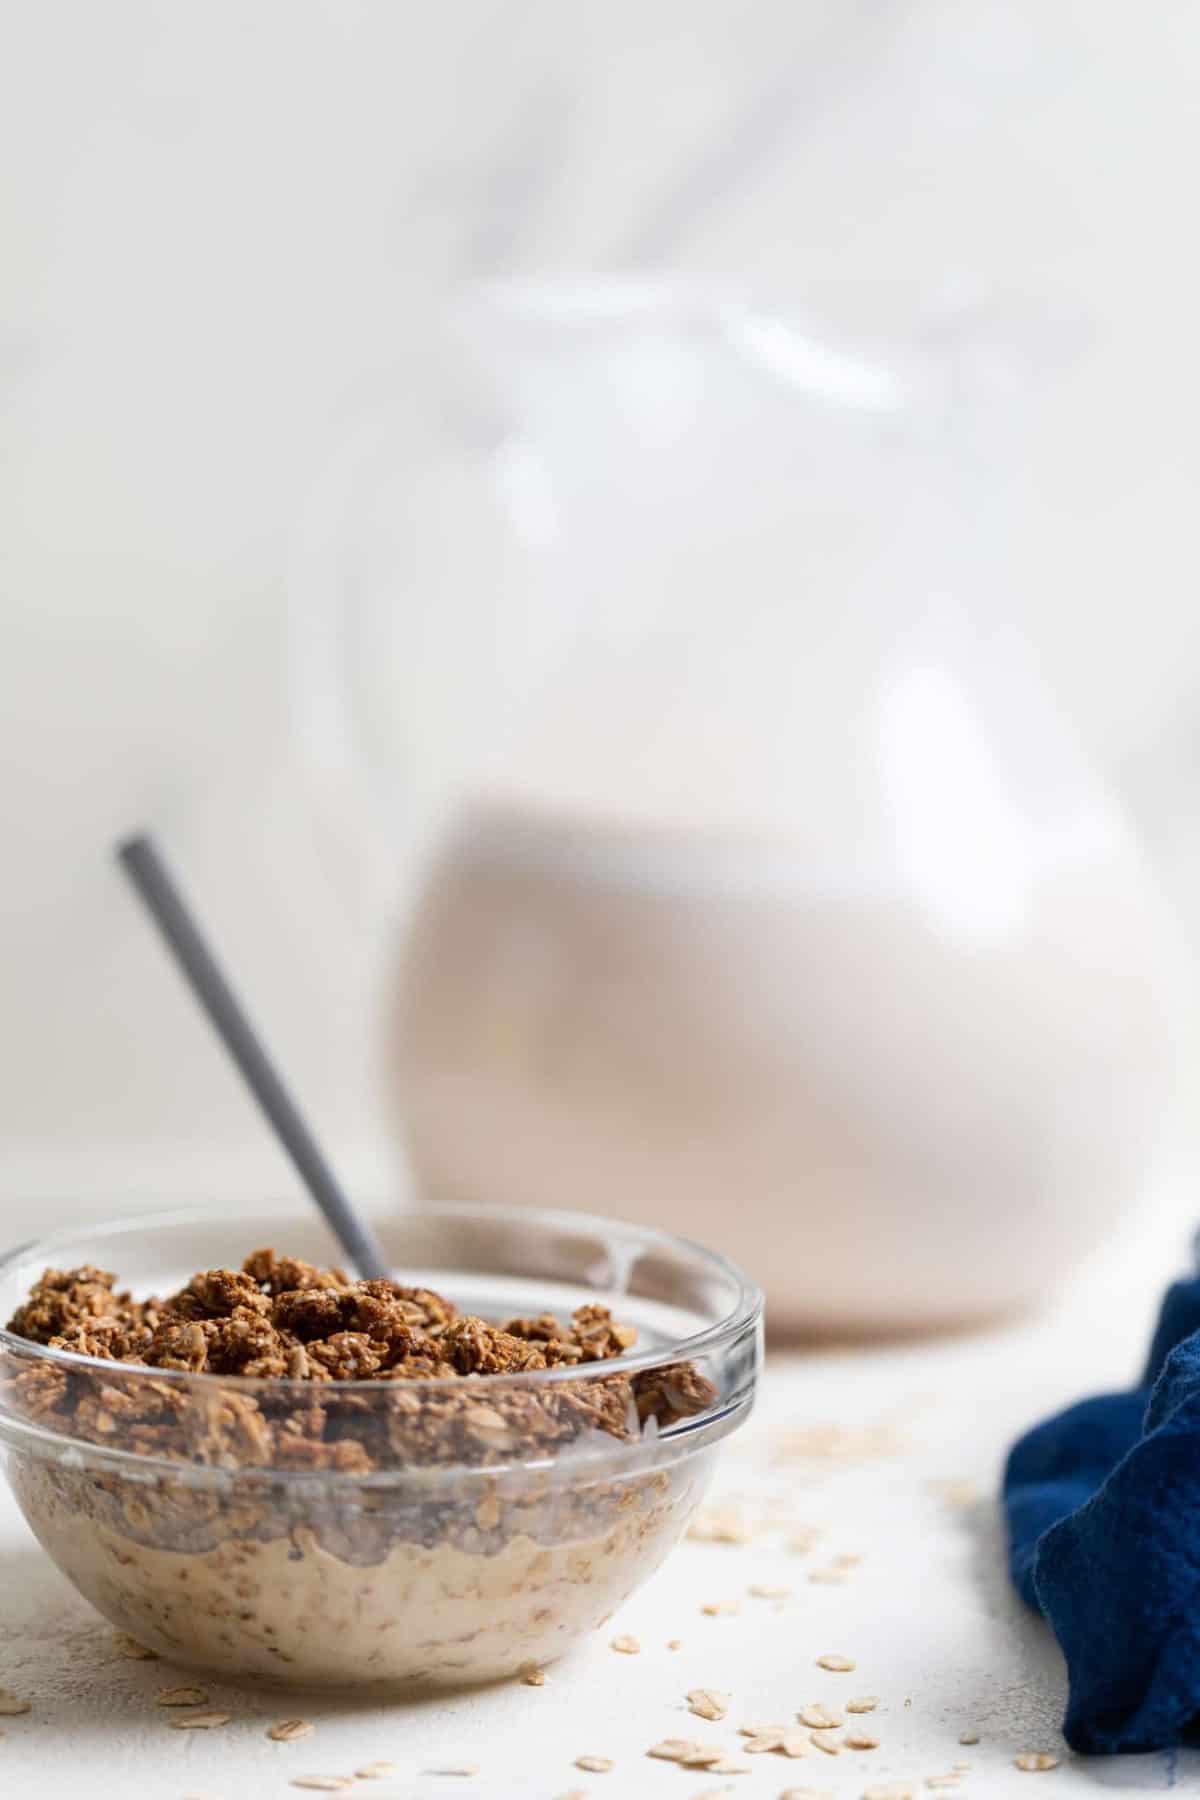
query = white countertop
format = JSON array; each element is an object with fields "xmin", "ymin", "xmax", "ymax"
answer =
[{"xmin": 1, "ymin": 1250, "xmax": 1191, "ymax": 1800}]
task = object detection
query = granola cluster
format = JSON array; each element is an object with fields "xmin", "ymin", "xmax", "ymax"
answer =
[{"xmin": 4, "ymin": 1251, "xmax": 715, "ymax": 1475}]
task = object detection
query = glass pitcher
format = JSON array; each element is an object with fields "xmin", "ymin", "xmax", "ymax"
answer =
[{"xmin": 294, "ymin": 278, "xmax": 1185, "ymax": 1336}]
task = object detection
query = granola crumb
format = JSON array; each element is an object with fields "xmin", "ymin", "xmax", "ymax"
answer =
[
  {"xmin": 816, "ymin": 1655, "xmax": 855, "ymax": 1672},
  {"xmin": 667, "ymin": 1639, "xmax": 683, "ymax": 1650},
  {"xmin": 521, "ymin": 1666, "xmax": 547, "ymax": 1686},
  {"xmin": 268, "ymin": 1719, "xmax": 314, "ymax": 1742},
  {"xmin": 355, "ymin": 1765, "xmax": 401, "ymax": 1780},
  {"xmin": 798, "ymin": 1705, "xmax": 843, "ymax": 1731},
  {"xmin": 610, "ymin": 1635, "xmax": 640, "ymax": 1654},
  {"xmin": 0, "ymin": 1696, "xmax": 31, "ymax": 1717},
  {"xmin": 957, "ymin": 1730, "xmax": 980, "ymax": 1745},
  {"xmin": 169, "ymin": 1712, "xmax": 232, "ymax": 1730},
  {"xmin": 687, "ymin": 1690, "xmax": 730, "ymax": 1722},
  {"xmin": 846, "ymin": 1698, "xmax": 879, "ymax": 1714},
  {"xmin": 700, "ymin": 1600, "xmax": 740, "ymax": 1616},
  {"xmin": 155, "ymin": 1685, "xmax": 210, "ymax": 1707},
  {"xmin": 1014, "ymin": 1753, "xmax": 1059, "ymax": 1772},
  {"xmin": 575, "ymin": 1755, "xmax": 614, "ymax": 1772},
  {"xmin": 843, "ymin": 1732, "xmax": 879, "ymax": 1751}
]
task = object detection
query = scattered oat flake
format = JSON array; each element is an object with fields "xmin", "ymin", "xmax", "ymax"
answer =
[
  {"xmin": 809, "ymin": 1733, "xmax": 840, "ymax": 1756},
  {"xmin": 687, "ymin": 1690, "xmax": 730, "ymax": 1722},
  {"xmin": 430, "ymin": 1769, "xmax": 479, "ymax": 1778},
  {"xmin": 682, "ymin": 1746, "xmax": 729, "ymax": 1769},
  {"xmin": 926, "ymin": 1777, "xmax": 963, "ymax": 1790},
  {"xmin": 1015, "ymin": 1753, "xmax": 1059, "ymax": 1772},
  {"xmin": 155, "ymin": 1686, "xmax": 211, "ymax": 1707},
  {"xmin": 611, "ymin": 1635, "xmax": 640, "ymax": 1654},
  {"xmin": 701, "ymin": 1600, "xmax": 740, "ymax": 1616},
  {"xmin": 556, "ymin": 1792, "xmax": 587, "ymax": 1800},
  {"xmin": 749, "ymin": 1584, "xmax": 792, "ymax": 1599},
  {"xmin": 808, "ymin": 1568, "xmax": 848, "ymax": 1585},
  {"xmin": 799, "ymin": 1705, "xmax": 843, "ymax": 1730},
  {"xmin": 355, "ymin": 1765, "xmax": 400, "ymax": 1780},
  {"xmin": 289, "ymin": 1782, "xmax": 353, "ymax": 1794},
  {"xmin": 522, "ymin": 1666, "xmax": 547, "ymax": 1686},
  {"xmin": 113, "ymin": 1633, "xmax": 158, "ymax": 1659},
  {"xmin": 958, "ymin": 1730, "xmax": 980, "ymax": 1745},
  {"xmin": 169, "ymin": 1712, "xmax": 232, "ymax": 1731},
  {"xmin": 745, "ymin": 1730, "xmax": 809, "ymax": 1758},
  {"xmin": 833, "ymin": 1553, "xmax": 864, "ymax": 1567},
  {"xmin": 928, "ymin": 1478, "xmax": 979, "ymax": 1509},
  {"xmin": 0, "ymin": 1696, "xmax": 30, "ymax": 1717},
  {"xmin": 268, "ymin": 1719, "xmax": 314, "ymax": 1742},
  {"xmin": 846, "ymin": 1697, "xmax": 879, "ymax": 1714},
  {"xmin": 780, "ymin": 1790, "xmax": 834, "ymax": 1800},
  {"xmin": 865, "ymin": 1786, "xmax": 914, "ymax": 1800},
  {"xmin": 787, "ymin": 1527, "xmax": 825, "ymax": 1553},
  {"xmin": 774, "ymin": 1422, "xmax": 907, "ymax": 1464},
  {"xmin": 575, "ymin": 1756, "xmax": 613, "ymax": 1772},
  {"xmin": 844, "ymin": 1732, "xmax": 879, "ymax": 1751},
  {"xmin": 649, "ymin": 1740, "xmax": 697, "ymax": 1762},
  {"xmin": 688, "ymin": 1509, "xmax": 752, "ymax": 1545},
  {"xmin": 705, "ymin": 1759, "xmax": 750, "ymax": 1775},
  {"xmin": 667, "ymin": 1639, "xmax": 683, "ymax": 1650},
  {"xmin": 817, "ymin": 1654, "xmax": 855, "ymax": 1672}
]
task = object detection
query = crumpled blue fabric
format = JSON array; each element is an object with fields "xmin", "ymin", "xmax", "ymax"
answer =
[{"xmin": 1004, "ymin": 1274, "xmax": 1200, "ymax": 1753}]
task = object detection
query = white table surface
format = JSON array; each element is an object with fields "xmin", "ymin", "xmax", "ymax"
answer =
[{"xmin": 1, "ymin": 1248, "xmax": 1192, "ymax": 1800}]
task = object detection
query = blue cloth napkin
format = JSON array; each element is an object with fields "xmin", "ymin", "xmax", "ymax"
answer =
[{"xmin": 1004, "ymin": 1273, "xmax": 1200, "ymax": 1753}]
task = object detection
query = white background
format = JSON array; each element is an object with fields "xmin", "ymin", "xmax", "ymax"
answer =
[{"xmin": 3, "ymin": 0, "xmax": 1200, "ymax": 1232}]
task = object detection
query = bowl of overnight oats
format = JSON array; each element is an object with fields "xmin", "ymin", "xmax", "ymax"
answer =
[{"xmin": 0, "ymin": 1204, "xmax": 761, "ymax": 1690}]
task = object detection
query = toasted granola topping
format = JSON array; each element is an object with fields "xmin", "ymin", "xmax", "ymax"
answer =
[{"xmin": 5, "ymin": 1251, "xmax": 715, "ymax": 1473}]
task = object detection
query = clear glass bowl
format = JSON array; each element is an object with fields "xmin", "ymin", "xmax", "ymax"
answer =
[{"xmin": 0, "ymin": 1204, "xmax": 761, "ymax": 1690}]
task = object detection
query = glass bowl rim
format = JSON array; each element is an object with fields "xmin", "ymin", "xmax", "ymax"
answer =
[{"xmin": 0, "ymin": 1199, "xmax": 763, "ymax": 1399}]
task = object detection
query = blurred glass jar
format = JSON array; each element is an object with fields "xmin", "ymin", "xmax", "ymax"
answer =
[{"xmin": 294, "ymin": 278, "xmax": 1185, "ymax": 1336}]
